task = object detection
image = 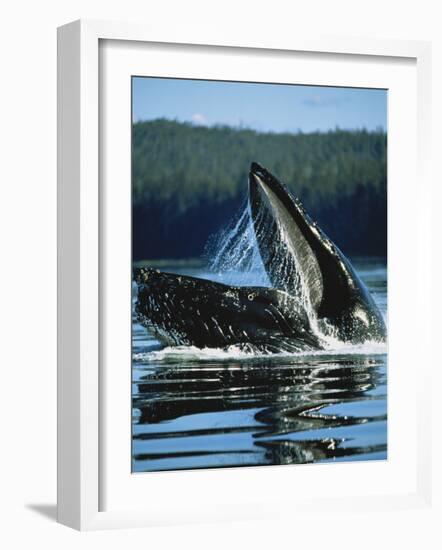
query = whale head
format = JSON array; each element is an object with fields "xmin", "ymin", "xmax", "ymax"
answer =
[{"xmin": 134, "ymin": 267, "xmax": 321, "ymax": 351}]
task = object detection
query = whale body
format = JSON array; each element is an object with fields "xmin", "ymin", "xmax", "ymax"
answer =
[{"xmin": 135, "ymin": 163, "xmax": 386, "ymax": 352}]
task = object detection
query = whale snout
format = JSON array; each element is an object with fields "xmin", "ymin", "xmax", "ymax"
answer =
[
  {"xmin": 250, "ymin": 161, "xmax": 267, "ymax": 181},
  {"xmin": 134, "ymin": 268, "xmax": 186, "ymax": 345},
  {"xmin": 248, "ymin": 161, "xmax": 295, "ymax": 228},
  {"xmin": 133, "ymin": 267, "xmax": 148, "ymax": 284},
  {"xmin": 248, "ymin": 161, "xmax": 273, "ymax": 205},
  {"xmin": 134, "ymin": 268, "xmax": 173, "ymax": 319},
  {"xmin": 133, "ymin": 267, "xmax": 167, "ymax": 285},
  {"xmin": 134, "ymin": 268, "xmax": 175, "ymax": 300}
]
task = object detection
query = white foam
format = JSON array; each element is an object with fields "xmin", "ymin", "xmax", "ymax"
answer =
[{"xmin": 133, "ymin": 339, "xmax": 387, "ymax": 364}]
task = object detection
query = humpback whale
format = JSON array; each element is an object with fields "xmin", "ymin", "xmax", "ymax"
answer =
[{"xmin": 135, "ymin": 162, "xmax": 386, "ymax": 352}]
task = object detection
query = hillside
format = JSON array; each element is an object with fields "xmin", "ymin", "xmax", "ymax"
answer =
[{"xmin": 132, "ymin": 119, "xmax": 387, "ymax": 260}]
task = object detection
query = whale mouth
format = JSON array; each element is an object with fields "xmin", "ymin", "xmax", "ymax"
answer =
[
  {"xmin": 247, "ymin": 162, "xmax": 383, "ymax": 330},
  {"xmin": 249, "ymin": 162, "xmax": 324, "ymax": 311},
  {"xmin": 249, "ymin": 162, "xmax": 328, "ymax": 314}
]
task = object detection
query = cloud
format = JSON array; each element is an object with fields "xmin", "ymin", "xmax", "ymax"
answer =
[
  {"xmin": 190, "ymin": 113, "xmax": 208, "ymax": 125},
  {"xmin": 302, "ymin": 95, "xmax": 349, "ymax": 108}
]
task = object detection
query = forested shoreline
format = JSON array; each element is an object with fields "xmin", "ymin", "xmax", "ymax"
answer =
[{"xmin": 132, "ymin": 119, "xmax": 387, "ymax": 261}]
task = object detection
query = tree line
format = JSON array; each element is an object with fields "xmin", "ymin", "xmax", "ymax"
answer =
[{"xmin": 132, "ymin": 119, "xmax": 387, "ymax": 261}]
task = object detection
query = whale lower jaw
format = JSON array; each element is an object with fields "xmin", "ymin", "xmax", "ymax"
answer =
[{"xmin": 248, "ymin": 162, "xmax": 386, "ymax": 343}]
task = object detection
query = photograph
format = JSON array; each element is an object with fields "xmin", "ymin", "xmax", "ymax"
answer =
[{"xmin": 131, "ymin": 77, "xmax": 388, "ymax": 473}]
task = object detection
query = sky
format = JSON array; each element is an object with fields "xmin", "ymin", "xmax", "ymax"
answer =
[{"xmin": 132, "ymin": 77, "xmax": 387, "ymax": 134}]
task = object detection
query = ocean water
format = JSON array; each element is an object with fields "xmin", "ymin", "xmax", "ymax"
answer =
[{"xmin": 132, "ymin": 257, "xmax": 387, "ymax": 472}]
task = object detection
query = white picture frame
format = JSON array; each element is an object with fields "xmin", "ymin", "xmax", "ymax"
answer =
[{"xmin": 57, "ymin": 19, "xmax": 433, "ymax": 531}]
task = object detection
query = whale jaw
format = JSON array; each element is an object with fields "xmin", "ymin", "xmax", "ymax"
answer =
[
  {"xmin": 249, "ymin": 163, "xmax": 324, "ymax": 310},
  {"xmin": 248, "ymin": 162, "xmax": 386, "ymax": 344}
]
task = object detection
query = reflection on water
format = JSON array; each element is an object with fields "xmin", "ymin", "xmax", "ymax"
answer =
[{"xmin": 132, "ymin": 258, "xmax": 387, "ymax": 472}]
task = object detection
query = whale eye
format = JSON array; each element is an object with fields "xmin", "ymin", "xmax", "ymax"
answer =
[{"xmin": 248, "ymin": 293, "xmax": 256, "ymax": 301}]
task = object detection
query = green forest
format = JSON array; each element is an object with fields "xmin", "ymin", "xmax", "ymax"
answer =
[{"xmin": 132, "ymin": 119, "xmax": 387, "ymax": 261}]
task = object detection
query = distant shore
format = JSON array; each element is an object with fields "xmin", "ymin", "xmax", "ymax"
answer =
[
  {"xmin": 133, "ymin": 256, "xmax": 387, "ymax": 269},
  {"xmin": 133, "ymin": 258, "xmax": 206, "ymax": 268},
  {"xmin": 133, "ymin": 120, "xmax": 387, "ymax": 261}
]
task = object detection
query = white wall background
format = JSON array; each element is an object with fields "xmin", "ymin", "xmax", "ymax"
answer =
[{"xmin": 0, "ymin": 0, "xmax": 441, "ymax": 547}]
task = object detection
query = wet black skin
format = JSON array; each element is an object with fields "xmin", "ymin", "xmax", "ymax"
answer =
[
  {"xmin": 135, "ymin": 268, "xmax": 320, "ymax": 352},
  {"xmin": 134, "ymin": 162, "xmax": 386, "ymax": 350}
]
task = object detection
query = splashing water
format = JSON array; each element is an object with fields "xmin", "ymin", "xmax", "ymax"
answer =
[
  {"xmin": 205, "ymin": 201, "xmax": 270, "ymax": 287},
  {"xmin": 205, "ymin": 201, "xmax": 337, "ymax": 348}
]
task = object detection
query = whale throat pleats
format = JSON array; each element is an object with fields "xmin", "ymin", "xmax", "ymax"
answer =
[{"xmin": 250, "ymin": 174, "xmax": 323, "ymax": 312}]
